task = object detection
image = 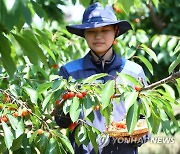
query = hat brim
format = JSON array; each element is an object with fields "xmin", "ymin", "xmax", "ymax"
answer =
[{"xmin": 66, "ymin": 20, "xmax": 132, "ymax": 37}]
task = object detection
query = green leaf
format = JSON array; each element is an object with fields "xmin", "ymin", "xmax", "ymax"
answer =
[
  {"xmin": 86, "ymin": 125, "xmax": 98, "ymax": 154},
  {"xmin": 49, "ymin": 75, "xmax": 61, "ymax": 81},
  {"xmin": 36, "ymin": 82, "xmax": 52, "ymax": 94},
  {"xmin": 32, "ymin": 1, "xmax": 45, "ymax": 18},
  {"xmin": 52, "ymin": 80, "xmax": 62, "ymax": 91},
  {"xmin": 22, "ymin": 34, "xmax": 48, "ymax": 67},
  {"xmin": 70, "ymin": 97, "xmax": 81, "ymax": 122},
  {"xmin": 35, "ymin": 29, "xmax": 50, "ymax": 47},
  {"xmin": 86, "ymin": 111, "xmax": 95, "ymax": 123},
  {"xmin": 0, "ymin": 34, "xmax": 16, "ymax": 78},
  {"xmin": 34, "ymin": 65, "xmax": 49, "ymax": 80},
  {"xmin": 45, "ymin": 138, "xmax": 59, "ymax": 154},
  {"xmin": 175, "ymin": 79, "xmax": 180, "ymax": 96},
  {"xmin": 126, "ymin": 101, "xmax": 139, "ymax": 134},
  {"xmin": 79, "ymin": 0, "xmax": 91, "ymax": 7},
  {"xmin": 141, "ymin": 97, "xmax": 151, "ymax": 118},
  {"xmin": 42, "ymin": 92, "xmax": 53, "ymax": 111},
  {"xmin": 78, "ymin": 125, "xmax": 87, "ymax": 144},
  {"xmin": 162, "ymin": 84, "xmax": 175, "ymax": 99},
  {"xmin": 101, "ymin": 80, "xmax": 115, "ymax": 109},
  {"xmin": 11, "ymin": 134, "xmax": 25, "ymax": 151},
  {"xmin": 43, "ymin": 45, "xmax": 56, "ymax": 62},
  {"xmin": 2, "ymin": 121, "xmax": 14, "ymax": 149},
  {"xmin": 22, "ymin": 29, "xmax": 37, "ymax": 42},
  {"xmin": 3, "ymin": 0, "xmax": 16, "ymax": 12},
  {"xmin": 168, "ymin": 53, "xmax": 180, "ymax": 74},
  {"xmin": 99, "ymin": 0, "xmax": 109, "ymax": 7},
  {"xmin": 21, "ymin": 134, "xmax": 31, "ymax": 153},
  {"xmin": 125, "ymin": 47, "xmax": 136, "ymax": 59},
  {"xmin": 152, "ymin": 0, "xmax": 159, "ymax": 9},
  {"xmin": 57, "ymin": 142, "xmax": 67, "ymax": 154},
  {"xmin": 13, "ymin": 34, "xmax": 38, "ymax": 65},
  {"xmin": 117, "ymin": 72, "xmax": 139, "ymax": 86},
  {"xmin": 136, "ymin": 55, "xmax": 153, "ymax": 75},
  {"xmin": 163, "ymin": 106, "xmax": 179, "ymax": 127},
  {"xmin": 52, "ymin": 79, "xmax": 67, "ymax": 92},
  {"xmin": 23, "ymin": 87, "xmax": 38, "ymax": 104},
  {"xmin": 58, "ymin": 132, "xmax": 74, "ymax": 154},
  {"xmin": 36, "ymin": 132, "xmax": 49, "ymax": 153},
  {"xmin": 167, "ymin": 37, "xmax": 178, "ymax": 51},
  {"xmin": 161, "ymin": 120, "xmax": 171, "ymax": 134},
  {"xmin": 74, "ymin": 125, "xmax": 81, "ymax": 147},
  {"xmin": 160, "ymin": 109, "xmax": 169, "ymax": 121},
  {"xmin": 146, "ymin": 115, "xmax": 153, "ymax": 133},
  {"xmin": 173, "ymin": 41, "xmax": 180, "ymax": 55},
  {"xmin": 83, "ymin": 95, "xmax": 93, "ymax": 117},
  {"xmin": 15, "ymin": 118, "xmax": 24, "ymax": 138},
  {"xmin": 136, "ymin": 30, "xmax": 149, "ymax": 44},
  {"xmin": 63, "ymin": 99, "xmax": 72, "ymax": 115},
  {"xmin": 124, "ymin": 91, "xmax": 138, "ymax": 112},
  {"xmin": 83, "ymin": 73, "xmax": 107, "ymax": 84},
  {"xmin": 0, "ymin": 134, "xmax": 7, "ymax": 153},
  {"xmin": 128, "ymin": 36, "xmax": 137, "ymax": 47},
  {"xmin": 100, "ymin": 105, "xmax": 112, "ymax": 126},
  {"xmin": 119, "ymin": 0, "xmax": 134, "ymax": 14},
  {"xmin": 7, "ymin": 115, "xmax": 24, "ymax": 138},
  {"xmin": 141, "ymin": 44, "xmax": 158, "ymax": 63},
  {"xmin": 159, "ymin": 35, "xmax": 168, "ymax": 47},
  {"xmin": 22, "ymin": 4, "xmax": 32, "ymax": 25},
  {"xmin": 151, "ymin": 35, "xmax": 160, "ymax": 48},
  {"xmin": 151, "ymin": 107, "xmax": 161, "ymax": 134}
]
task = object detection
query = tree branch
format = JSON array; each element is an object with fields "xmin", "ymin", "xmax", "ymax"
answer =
[
  {"xmin": 142, "ymin": 71, "xmax": 180, "ymax": 90},
  {"xmin": 147, "ymin": 0, "xmax": 165, "ymax": 32}
]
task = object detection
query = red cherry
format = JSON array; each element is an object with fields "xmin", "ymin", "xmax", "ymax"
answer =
[
  {"xmin": 37, "ymin": 129, "xmax": 44, "ymax": 135},
  {"xmin": 52, "ymin": 64, "xmax": 58, "ymax": 69},
  {"xmin": 56, "ymin": 100, "xmax": 61, "ymax": 105},
  {"xmin": 93, "ymin": 105, "xmax": 100, "ymax": 111},
  {"xmin": 116, "ymin": 123, "xmax": 124, "ymax": 129},
  {"xmin": 4, "ymin": 94, "xmax": 10, "ymax": 103},
  {"xmin": 135, "ymin": 18, "xmax": 140, "ymax": 23},
  {"xmin": 81, "ymin": 91, "xmax": 87, "ymax": 97},
  {"xmin": 68, "ymin": 92, "xmax": 75, "ymax": 98},
  {"xmin": 135, "ymin": 86, "xmax": 141, "ymax": 92},
  {"xmin": 62, "ymin": 93, "xmax": 69, "ymax": 100},
  {"xmin": 1, "ymin": 115, "xmax": 8, "ymax": 123},
  {"xmin": 21, "ymin": 109, "xmax": 29, "ymax": 117},
  {"xmin": 69, "ymin": 122, "xmax": 78, "ymax": 131},
  {"xmin": 76, "ymin": 93, "xmax": 84, "ymax": 99},
  {"xmin": 13, "ymin": 112, "xmax": 19, "ymax": 117}
]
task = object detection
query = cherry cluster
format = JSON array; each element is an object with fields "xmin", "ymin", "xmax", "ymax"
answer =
[
  {"xmin": 56, "ymin": 91, "xmax": 87, "ymax": 105},
  {"xmin": 62, "ymin": 91, "xmax": 87, "ymax": 100},
  {"xmin": 106, "ymin": 121, "xmax": 126, "ymax": 131}
]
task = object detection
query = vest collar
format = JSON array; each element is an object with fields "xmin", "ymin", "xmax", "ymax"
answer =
[{"xmin": 83, "ymin": 51, "xmax": 123, "ymax": 71}]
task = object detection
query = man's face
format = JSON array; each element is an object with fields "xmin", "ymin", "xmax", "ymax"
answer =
[{"xmin": 84, "ymin": 25, "xmax": 116, "ymax": 56}]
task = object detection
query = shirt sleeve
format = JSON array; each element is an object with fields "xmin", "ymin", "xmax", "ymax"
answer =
[
  {"xmin": 59, "ymin": 66, "xmax": 70, "ymax": 80},
  {"xmin": 55, "ymin": 66, "xmax": 71, "ymax": 128}
]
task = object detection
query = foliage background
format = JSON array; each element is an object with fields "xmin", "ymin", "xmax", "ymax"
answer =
[{"xmin": 0, "ymin": 0, "xmax": 179, "ymax": 153}]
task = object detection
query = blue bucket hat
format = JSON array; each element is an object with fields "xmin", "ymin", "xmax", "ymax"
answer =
[{"xmin": 66, "ymin": 2, "xmax": 132, "ymax": 37}]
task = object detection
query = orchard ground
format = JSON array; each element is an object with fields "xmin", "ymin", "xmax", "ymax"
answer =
[
  {"xmin": 139, "ymin": 132, "xmax": 180, "ymax": 154},
  {"xmin": 139, "ymin": 105, "xmax": 180, "ymax": 154}
]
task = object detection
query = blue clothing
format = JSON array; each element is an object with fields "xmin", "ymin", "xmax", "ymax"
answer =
[{"xmin": 56, "ymin": 51, "xmax": 149, "ymax": 154}]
